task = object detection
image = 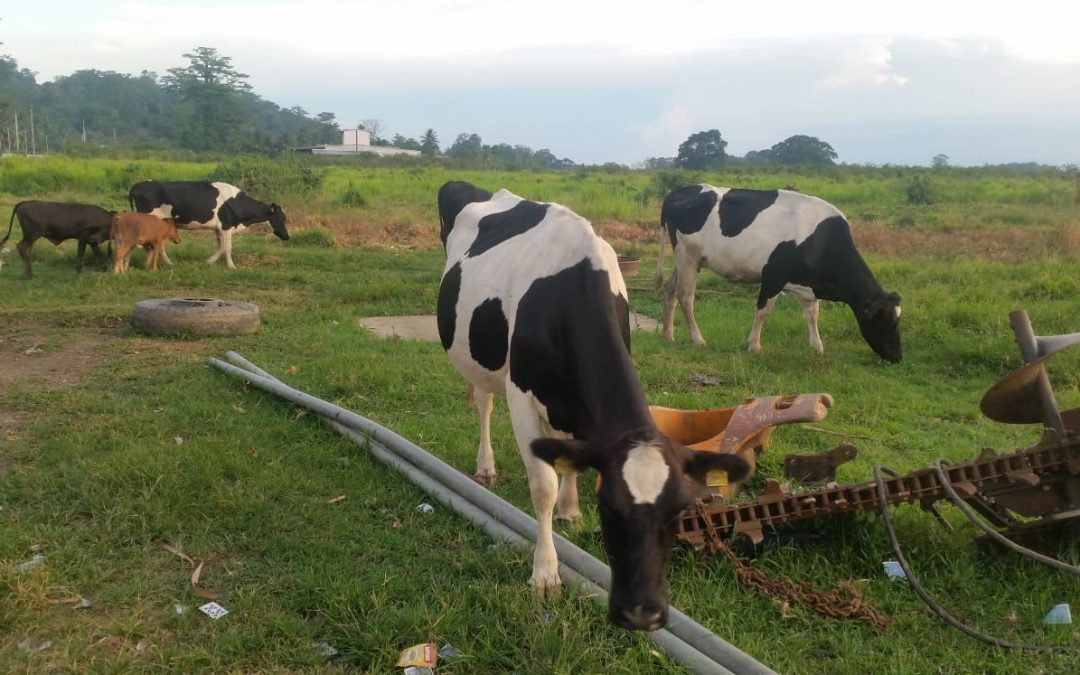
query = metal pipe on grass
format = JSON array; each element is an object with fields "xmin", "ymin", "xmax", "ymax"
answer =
[
  {"xmin": 211, "ymin": 354, "xmax": 774, "ymax": 675},
  {"xmin": 330, "ymin": 421, "xmax": 736, "ymax": 675}
]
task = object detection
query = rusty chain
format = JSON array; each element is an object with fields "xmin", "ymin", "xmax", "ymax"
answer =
[{"xmin": 693, "ymin": 500, "xmax": 892, "ymax": 632}]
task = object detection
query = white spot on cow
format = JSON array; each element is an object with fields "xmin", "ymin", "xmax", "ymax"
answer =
[
  {"xmin": 895, "ymin": 305, "xmax": 902, "ymax": 319},
  {"xmin": 621, "ymin": 442, "xmax": 669, "ymax": 505}
]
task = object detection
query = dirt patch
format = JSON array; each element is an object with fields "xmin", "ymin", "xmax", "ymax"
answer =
[
  {"xmin": 0, "ymin": 335, "xmax": 110, "ymax": 475},
  {"xmin": 305, "ymin": 214, "xmax": 1079, "ymax": 264},
  {"xmin": 852, "ymin": 223, "xmax": 1075, "ymax": 263},
  {"xmin": 0, "ymin": 335, "xmax": 108, "ymax": 395}
]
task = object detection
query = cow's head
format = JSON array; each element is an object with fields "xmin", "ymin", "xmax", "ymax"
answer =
[
  {"xmin": 532, "ymin": 435, "xmax": 749, "ymax": 631},
  {"xmin": 857, "ymin": 291, "xmax": 902, "ymax": 362},
  {"xmin": 163, "ymin": 218, "xmax": 182, "ymax": 245},
  {"xmin": 267, "ymin": 203, "xmax": 290, "ymax": 241}
]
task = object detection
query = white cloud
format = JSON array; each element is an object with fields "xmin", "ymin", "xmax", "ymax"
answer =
[
  {"xmin": 820, "ymin": 40, "xmax": 909, "ymax": 88},
  {"xmin": 2, "ymin": 2, "xmax": 1079, "ymax": 165}
]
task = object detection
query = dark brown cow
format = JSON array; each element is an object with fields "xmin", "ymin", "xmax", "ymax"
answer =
[{"xmin": 1, "ymin": 201, "xmax": 114, "ymax": 278}]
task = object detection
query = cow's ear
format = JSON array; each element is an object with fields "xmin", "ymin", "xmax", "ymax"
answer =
[
  {"xmin": 888, "ymin": 291, "xmax": 901, "ymax": 305},
  {"xmin": 531, "ymin": 438, "xmax": 600, "ymax": 473},
  {"xmin": 683, "ymin": 449, "xmax": 750, "ymax": 487}
]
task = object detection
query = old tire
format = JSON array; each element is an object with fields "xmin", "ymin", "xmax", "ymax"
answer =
[{"xmin": 132, "ymin": 298, "xmax": 260, "ymax": 336}]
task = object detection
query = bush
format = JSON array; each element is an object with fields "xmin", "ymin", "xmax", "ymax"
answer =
[
  {"xmin": 906, "ymin": 174, "xmax": 935, "ymax": 205},
  {"xmin": 337, "ymin": 181, "xmax": 367, "ymax": 207},
  {"xmin": 214, "ymin": 155, "xmax": 321, "ymax": 198},
  {"xmin": 647, "ymin": 169, "xmax": 703, "ymax": 202}
]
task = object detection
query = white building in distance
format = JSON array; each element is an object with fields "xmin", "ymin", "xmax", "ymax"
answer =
[{"xmin": 295, "ymin": 128, "xmax": 421, "ymax": 157}]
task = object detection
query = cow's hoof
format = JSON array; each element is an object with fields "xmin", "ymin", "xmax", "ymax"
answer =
[
  {"xmin": 132, "ymin": 297, "xmax": 260, "ymax": 336},
  {"xmin": 555, "ymin": 511, "xmax": 582, "ymax": 526},
  {"xmin": 473, "ymin": 471, "xmax": 498, "ymax": 487},
  {"xmin": 748, "ymin": 344, "xmax": 762, "ymax": 354},
  {"xmin": 530, "ymin": 573, "xmax": 563, "ymax": 597}
]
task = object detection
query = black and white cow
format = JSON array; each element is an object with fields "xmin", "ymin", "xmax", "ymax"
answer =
[
  {"xmin": 655, "ymin": 185, "xmax": 902, "ymax": 362},
  {"xmin": 1, "ymin": 200, "xmax": 115, "ymax": 279},
  {"xmin": 128, "ymin": 180, "xmax": 288, "ymax": 269},
  {"xmin": 437, "ymin": 181, "xmax": 749, "ymax": 631}
]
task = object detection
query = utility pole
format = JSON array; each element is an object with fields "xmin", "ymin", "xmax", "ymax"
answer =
[
  {"xmin": 29, "ymin": 105, "xmax": 36, "ymax": 155},
  {"xmin": 82, "ymin": 117, "xmax": 86, "ymax": 142},
  {"xmin": 13, "ymin": 109, "xmax": 18, "ymax": 153}
]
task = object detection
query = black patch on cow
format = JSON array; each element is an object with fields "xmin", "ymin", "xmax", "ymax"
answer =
[
  {"xmin": 469, "ymin": 298, "xmax": 509, "ymax": 371},
  {"xmin": 757, "ymin": 215, "xmax": 872, "ymax": 308},
  {"xmin": 436, "ymin": 262, "xmax": 462, "ymax": 350},
  {"xmin": 612, "ymin": 291, "xmax": 631, "ymax": 351},
  {"xmin": 757, "ymin": 240, "xmax": 802, "ymax": 309},
  {"xmin": 438, "ymin": 181, "xmax": 493, "ymax": 247},
  {"xmin": 662, "ymin": 186, "xmax": 717, "ymax": 249},
  {"xmin": 220, "ymin": 192, "xmax": 272, "ymax": 229},
  {"xmin": 509, "ymin": 260, "xmax": 642, "ymax": 437},
  {"xmin": 718, "ymin": 189, "xmax": 779, "ymax": 237},
  {"xmin": 467, "ymin": 200, "xmax": 549, "ymax": 257},
  {"xmin": 157, "ymin": 182, "xmax": 219, "ymax": 224},
  {"xmin": 129, "ymin": 181, "xmax": 168, "ymax": 213}
]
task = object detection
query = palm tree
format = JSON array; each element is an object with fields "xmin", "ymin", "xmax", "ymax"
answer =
[{"xmin": 420, "ymin": 128, "xmax": 440, "ymax": 156}]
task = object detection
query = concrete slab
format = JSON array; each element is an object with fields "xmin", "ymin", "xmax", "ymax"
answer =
[{"xmin": 359, "ymin": 312, "xmax": 660, "ymax": 341}]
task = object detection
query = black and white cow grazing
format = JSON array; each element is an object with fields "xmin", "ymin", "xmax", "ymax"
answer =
[
  {"xmin": 437, "ymin": 181, "xmax": 749, "ymax": 631},
  {"xmin": 1, "ymin": 201, "xmax": 115, "ymax": 279},
  {"xmin": 128, "ymin": 180, "xmax": 288, "ymax": 269},
  {"xmin": 655, "ymin": 184, "xmax": 902, "ymax": 362}
]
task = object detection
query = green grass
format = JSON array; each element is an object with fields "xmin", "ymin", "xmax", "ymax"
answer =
[{"xmin": 1, "ymin": 175, "xmax": 1079, "ymax": 673}]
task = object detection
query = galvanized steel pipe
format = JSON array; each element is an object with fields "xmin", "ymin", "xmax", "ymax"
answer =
[{"xmin": 210, "ymin": 354, "xmax": 774, "ymax": 675}]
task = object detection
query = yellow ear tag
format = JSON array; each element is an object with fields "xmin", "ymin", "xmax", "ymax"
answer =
[
  {"xmin": 706, "ymin": 469, "xmax": 728, "ymax": 487},
  {"xmin": 554, "ymin": 457, "xmax": 575, "ymax": 475}
]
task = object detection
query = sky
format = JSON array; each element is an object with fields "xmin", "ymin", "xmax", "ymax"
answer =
[{"xmin": 3, "ymin": 1, "xmax": 1080, "ymax": 166}]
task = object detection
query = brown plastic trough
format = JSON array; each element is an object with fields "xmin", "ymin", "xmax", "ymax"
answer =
[{"xmin": 646, "ymin": 393, "xmax": 835, "ymax": 500}]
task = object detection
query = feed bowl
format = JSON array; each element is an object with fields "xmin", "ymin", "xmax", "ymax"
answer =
[{"xmin": 617, "ymin": 255, "xmax": 641, "ymax": 278}]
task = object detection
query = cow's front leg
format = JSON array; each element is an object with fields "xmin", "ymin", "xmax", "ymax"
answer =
[
  {"xmin": 748, "ymin": 294, "xmax": 779, "ymax": 353},
  {"xmin": 89, "ymin": 242, "xmax": 109, "ymax": 271},
  {"xmin": 787, "ymin": 285, "xmax": 824, "ymax": 354},
  {"xmin": 75, "ymin": 240, "xmax": 88, "ymax": 274},
  {"xmin": 555, "ymin": 471, "xmax": 581, "ymax": 525},
  {"xmin": 507, "ymin": 386, "xmax": 561, "ymax": 595},
  {"xmin": 660, "ymin": 269, "xmax": 679, "ymax": 341},
  {"xmin": 158, "ymin": 247, "xmax": 174, "ymax": 267},
  {"xmin": 473, "ymin": 387, "xmax": 497, "ymax": 486},
  {"xmin": 205, "ymin": 228, "xmax": 226, "ymax": 266},
  {"xmin": 221, "ymin": 229, "xmax": 237, "ymax": 269}
]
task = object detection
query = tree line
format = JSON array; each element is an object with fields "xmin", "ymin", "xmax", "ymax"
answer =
[
  {"xmin": 0, "ymin": 48, "xmax": 347, "ymax": 154},
  {"xmin": 5, "ymin": 44, "xmax": 1067, "ymax": 174}
]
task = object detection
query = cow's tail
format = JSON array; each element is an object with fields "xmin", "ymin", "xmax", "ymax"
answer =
[
  {"xmin": 0, "ymin": 202, "xmax": 22, "ymax": 248},
  {"xmin": 654, "ymin": 206, "xmax": 669, "ymax": 290}
]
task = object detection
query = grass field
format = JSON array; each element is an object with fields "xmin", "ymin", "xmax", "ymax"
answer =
[{"xmin": 1, "ymin": 158, "xmax": 1079, "ymax": 673}]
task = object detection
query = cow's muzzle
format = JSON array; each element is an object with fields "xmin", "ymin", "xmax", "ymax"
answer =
[{"xmin": 612, "ymin": 603, "xmax": 668, "ymax": 631}]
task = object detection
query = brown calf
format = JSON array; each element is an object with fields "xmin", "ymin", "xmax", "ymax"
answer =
[{"xmin": 112, "ymin": 212, "xmax": 182, "ymax": 274}]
